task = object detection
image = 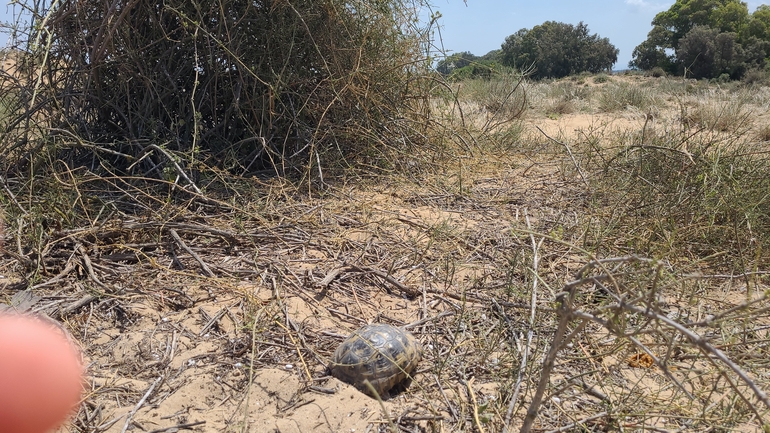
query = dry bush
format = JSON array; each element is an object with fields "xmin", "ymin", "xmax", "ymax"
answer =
[
  {"xmin": 678, "ymin": 90, "xmax": 754, "ymax": 133},
  {"xmin": 521, "ymin": 79, "xmax": 592, "ymax": 117},
  {"xmin": 742, "ymin": 68, "xmax": 770, "ymax": 86},
  {"xmin": 597, "ymin": 81, "xmax": 655, "ymax": 112},
  {"xmin": 545, "ymin": 82, "xmax": 589, "ymax": 115},
  {"xmin": 749, "ymin": 86, "xmax": 770, "ymax": 112},
  {"xmin": 491, "ymin": 77, "xmax": 770, "ymax": 429},
  {"xmin": 757, "ymin": 124, "xmax": 770, "ymax": 142},
  {"xmin": 645, "ymin": 66, "xmax": 667, "ymax": 78},
  {"xmin": 457, "ymin": 72, "xmax": 528, "ymax": 125},
  {"xmin": 439, "ymin": 71, "xmax": 528, "ymax": 154},
  {"xmin": 648, "ymin": 76, "xmax": 710, "ymax": 97},
  {"xmin": 0, "ymin": 0, "xmax": 436, "ymax": 182},
  {"xmin": 518, "ymin": 255, "xmax": 770, "ymax": 432},
  {"xmin": 546, "ymin": 98, "xmax": 575, "ymax": 116},
  {"xmin": 547, "ymin": 80, "xmax": 592, "ymax": 101},
  {"xmin": 575, "ymin": 118, "xmax": 770, "ymax": 273}
]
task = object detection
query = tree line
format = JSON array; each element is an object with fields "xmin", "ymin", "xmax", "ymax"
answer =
[
  {"xmin": 437, "ymin": 21, "xmax": 618, "ymax": 80},
  {"xmin": 437, "ymin": 0, "xmax": 770, "ymax": 81}
]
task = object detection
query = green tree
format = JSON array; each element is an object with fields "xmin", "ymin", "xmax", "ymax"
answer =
[
  {"xmin": 500, "ymin": 21, "xmax": 618, "ymax": 79},
  {"xmin": 436, "ymin": 51, "xmax": 478, "ymax": 75},
  {"xmin": 743, "ymin": 5, "xmax": 770, "ymax": 40},
  {"xmin": 630, "ymin": 0, "xmax": 768, "ymax": 78},
  {"xmin": 651, "ymin": 0, "xmax": 748, "ymax": 46},
  {"xmin": 436, "ymin": 51, "xmax": 503, "ymax": 80},
  {"xmin": 742, "ymin": 36, "xmax": 770, "ymax": 68},
  {"xmin": 480, "ymin": 49, "xmax": 501, "ymax": 62},
  {"xmin": 676, "ymin": 26, "xmax": 744, "ymax": 78},
  {"xmin": 448, "ymin": 62, "xmax": 498, "ymax": 80},
  {"xmin": 676, "ymin": 26, "xmax": 719, "ymax": 78},
  {"xmin": 629, "ymin": 40, "xmax": 674, "ymax": 71},
  {"xmin": 713, "ymin": 1, "xmax": 750, "ymax": 32},
  {"xmin": 587, "ymin": 36, "xmax": 622, "ymax": 72}
]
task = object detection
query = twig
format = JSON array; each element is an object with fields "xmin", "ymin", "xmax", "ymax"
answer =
[
  {"xmin": 0, "ymin": 175, "xmax": 27, "ymax": 215},
  {"xmin": 364, "ymin": 381, "xmax": 397, "ymax": 433},
  {"xmin": 620, "ymin": 302, "xmax": 770, "ymax": 412},
  {"xmin": 168, "ymin": 229, "xmax": 214, "ymax": 277},
  {"xmin": 535, "ymin": 125, "xmax": 588, "ymax": 187},
  {"xmin": 466, "ymin": 377, "xmax": 486, "ymax": 433},
  {"xmin": 315, "ymin": 265, "xmax": 351, "ymax": 287},
  {"xmin": 120, "ymin": 375, "xmax": 163, "ymax": 433},
  {"xmin": 76, "ymin": 244, "xmax": 110, "ymax": 291},
  {"xmin": 481, "ymin": 72, "xmax": 528, "ymax": 132},
  {"xmin": 141, "ymin": 144, "xmax": 202, "ymax": 194},
  {"xmin": 348, "ymin": 264, "xmax": 419, "ymax": 298},
  {"xmin": 198, "ymin": 307, "xmax": 226, "ymax": 336},
  {"xmin": 146, "ymin": 420, "xmax": 206, "ymax": 433},
  {"xmin": 520, "ymin": 284, "xmax": 582, "ymax": 432},
  {"xmin": 57, "ymin": 293, "xmax": 98, "ymax": 319},
  {"xmin": 274, "ymin": 319, "xmax": 312, "ymax": 382},
  {"xmin": 309, "ymin": 385, "xmax": 336, "ymax": 394},
  {"xmin": 627, "ymin": 335, "xmax": 693, "ymax": 399},
  {"xmin": 542, "ymin": 411, "xmax": 607, "ymax": 433},
  {"xmin": 316, "ymin": 262, "xmax": 419, "ymax": 298},
  {"xmin": 403, "ymin": 310, "xmax": 454, "ymax": 329},
  {"xmin": 396, "ymin": 216, "xmax": 496, "ymax": 261},
  {"xmin": 435, "ymin": 375, "xmax": 459, "ymax": 421},
  {"xmin": 327, "ymin": 307, "xmax": 368, "ymax": 325},
  {"xmin": 580, "ymin": 381, "xmax": 609, "ymax": 402},
  {"xmin": 239, "ymin": 310, "xmax": 263, "ymax": 428},
  {"xmin": 119, "ymin": 221, "xmax": 240, "ymax": 243},
  {"xmin": 30, "ymin": 256, "xmax": 77, "ymax": 290},
  {"xmin": 504, "ymin": 211, "xmax": 542, "ymax": 433}
]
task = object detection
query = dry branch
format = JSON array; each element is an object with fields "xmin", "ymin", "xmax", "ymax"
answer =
[
  {"xmin": 519, "ymin": 254, "xmax": 770, "ymax": 431},
  {"xmin": 120, "ymin": 376, "xmax": 163, "ymax": 433},
  {"xmin": 168, "ymin": 229, "xmax": 214, "ymax": 277}
]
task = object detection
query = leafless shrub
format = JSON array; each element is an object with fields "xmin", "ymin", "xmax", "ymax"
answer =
[
  {"xmin": 679, "ymin": 90, "xmax": 754, "ymax": 133},
  {"xmin": 459, "ymin": 72, "xmax": 528, "ymax": 127},
  {"xmin": 0, "ymin": 0, "xmax": 437, "ymax": 182},
  {"xmin": 597, "ymin": 81, "xmax": 655, "ymax": 112},
  {"xmin": 520, "ymin": 255, "xmax": 770, "ymax": 432},
  {"xmin": 572, "ymin": 113, "xmax": 770, "ymax": 272},
  {"xmin": 757, "ymin": 124, "xmax": 770, "ymax": 142}
]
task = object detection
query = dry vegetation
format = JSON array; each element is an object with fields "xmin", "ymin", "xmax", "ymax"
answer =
[{"xmin": 3, "ymin": 6, "xmax": 770, "ymax": 433}]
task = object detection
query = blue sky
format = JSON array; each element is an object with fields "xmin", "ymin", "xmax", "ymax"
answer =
[
  {"xmin": 0, "ymin": 1, "xmax": 28, "ymax": 49},
  {"xmin": 432, "ymin": 0, "xmax": 768, "ymax": 69}
]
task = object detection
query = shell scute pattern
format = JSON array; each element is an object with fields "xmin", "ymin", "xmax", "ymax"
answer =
[{"xmin": 330, "ymin": 324, "xmax": 421, "ymax": 397}]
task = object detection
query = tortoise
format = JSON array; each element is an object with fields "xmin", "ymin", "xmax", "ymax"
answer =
[{"xmin": 329, "ymin": 323, "xmax": 422, "ymax": 397}]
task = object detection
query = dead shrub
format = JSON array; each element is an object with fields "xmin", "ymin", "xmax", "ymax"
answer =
[{"xmin": 1, "ymin": 0, "xmax": 436, "ymax": 180}]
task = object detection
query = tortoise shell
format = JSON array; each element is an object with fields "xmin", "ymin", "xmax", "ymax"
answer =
[{"xmin": 329, "ymin": 323, "xmax": 421, "ymax": 397}]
